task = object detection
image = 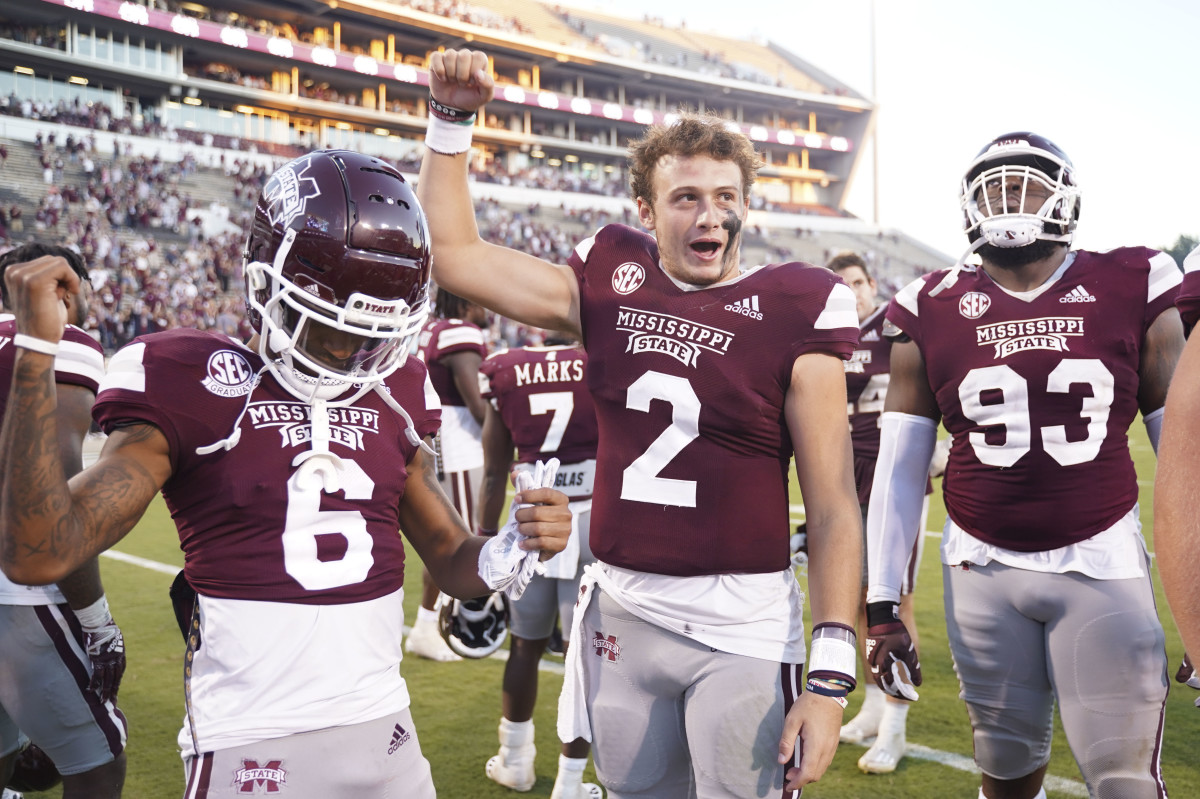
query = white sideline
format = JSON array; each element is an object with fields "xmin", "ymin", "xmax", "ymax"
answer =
[{"xmin": 102, "ymin": 549, "xmax": 1090, "ymax": 795}]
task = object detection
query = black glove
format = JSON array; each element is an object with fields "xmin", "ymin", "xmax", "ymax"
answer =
[
  {"xmin": 83, "ymin": 615, "xmax": 126, "ymax": 703},
  {"xmin": 865, "ymin": 601, "xmax": 921, "ymax": 701}
]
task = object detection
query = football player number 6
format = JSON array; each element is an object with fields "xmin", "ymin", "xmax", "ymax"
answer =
[
  {"xmin": 958, "ymin": 359, "xmax": 1114, "ymax": 468},
  {"xmin": 283, "ymin": 459, "xmax": 376, "ymax": 590},
  {"xmin": 621, "ymin": 371, "xmax": 701, "ymax": 507}
]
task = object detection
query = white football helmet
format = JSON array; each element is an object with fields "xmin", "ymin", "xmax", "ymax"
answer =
[
  {"xmin": 438, "ymin": 593, "xmax": 510, "ymax": 659},
  {"xmin": 960, "ymin": 132, "xmax": 1081, "ymax": 249}
]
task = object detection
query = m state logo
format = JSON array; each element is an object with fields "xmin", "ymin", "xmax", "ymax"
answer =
[
  {"xmin": 263, "ymin": 156, "xmax": 320, "ymax": 231},
  {"xmin": 959, "ymin": 292, "xmax": 991, "ymax": 319},
  {"xmin": 612, "ymin": 262, "xmax": 646, "ymax": 295},
  {"xmin": 203, "ymin": 350, "xmax": 256, "ymax": 398},
  {"xmin": 593, "ymin": 631, "xmax": 621, "ymax": 661},
  {"xmin": 233, "ymin": 759, "xmax": 287, "ymax": 794}
]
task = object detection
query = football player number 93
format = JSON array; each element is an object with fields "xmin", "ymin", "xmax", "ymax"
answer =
[
  {"xmin": 958, "ymin": 358, "xmax": 1114, "ymax": 468},
  {"xmin": 282, "ymin": 459, "xmax": 377, "ymax": 590}
]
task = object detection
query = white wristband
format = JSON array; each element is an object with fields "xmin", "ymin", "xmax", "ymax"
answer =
[
  {"xmin": 14, "ymin": 334, "xmax": 60, "ymax": 356},
  {"xmin": 807, "ymin": 636, "xmax": 858, "ymax": 679},
  {"xmin": 75, "ymin": 594, "xmax": 111, "ymax": 629},
  {"xmin": 425, "ymin": 114, "xmax": 476, "ymax": 155}
]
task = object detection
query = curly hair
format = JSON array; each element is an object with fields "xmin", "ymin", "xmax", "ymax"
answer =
[
  {"xmin": 0, "ymin": 241, "xmax": 88, "ymax": 309},
  {"xmin": 628, "ymin": 113, "xmax": 764, "ymax": 207}
]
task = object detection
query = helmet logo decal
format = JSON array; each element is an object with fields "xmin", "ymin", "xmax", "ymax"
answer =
[
  {"xmin": 612, "ymin": 262, "xmax": 646, "ymax": 295},
  {"xmin": 959, "ymin": 292, "xmax": 991, "ymax": 319},
  {"xmin": 203, "ymin": 350, "xmax": 256, "ymax": 398},
  {"xmin": 263, "ymin": 156, "xmax": 321, "ymax": 231}
]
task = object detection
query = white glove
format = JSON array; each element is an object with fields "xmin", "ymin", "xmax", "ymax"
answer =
[{"xmin": 478, "ymin": 458, "xmax": 560, "ymax": 600}]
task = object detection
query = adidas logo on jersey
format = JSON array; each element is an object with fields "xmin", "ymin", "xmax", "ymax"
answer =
[
  {"xmin": 725, "ymin": 295, "xmax": 763, "ymax": 320},
  {"xmin": 1060, "ymin": 285, "xmax": 1096, "ymax": 303},
  {"xmin": 388, "ymin": 723, "xmax": 411, "ymax": 754}
]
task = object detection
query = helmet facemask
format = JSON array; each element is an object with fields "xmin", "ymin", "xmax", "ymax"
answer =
[
  {"xmin": 246, "ymin": 231, "xmax": 429, "ymax": 404},
  {"xmin": 960, "ymin": 141, "xmax": 1080, "ymax": 251}
]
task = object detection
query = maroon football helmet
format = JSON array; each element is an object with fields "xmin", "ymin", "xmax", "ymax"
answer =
[
  {"xmin": 244, "ymin": 150, "xmax": 431, "ymax": 401},
  {"xmin": 960, "ymin": 132, "xmax": 1081, "ymax": 249}
]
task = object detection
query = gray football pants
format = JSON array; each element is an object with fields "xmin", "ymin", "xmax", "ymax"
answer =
[
  {"xmin": 944, "ymin": 560, "xmax": 1168, "ymax": 798},
  {"xmin": 581, "ymin": 588, "xmax": 801, "ymax": 799},
  {"xmin": 182, "ymin": 708, "xmax": 434, "ymax": 798}
]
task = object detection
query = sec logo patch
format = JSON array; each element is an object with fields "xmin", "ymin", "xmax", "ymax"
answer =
[
  {"xmin": 203, "ymin": 350, "xmax": 256, "ymax": 398},
  {"xmin": 612, "ymin": 263, "xmax": 646, "ymax": 295},
  {"xmin": 959, "ymin": 292, "xmax": 991, "ymax": 319}
]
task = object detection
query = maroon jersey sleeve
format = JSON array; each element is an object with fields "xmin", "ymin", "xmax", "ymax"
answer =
[
  {"xmin": 0, "ymin": 318, "xmax": 104, "ymax": 423},
  {"xmin": 416, "ymin": 317, "xmax": 486, "ymax": 406},
  {"xmin": 568, "ymin": 225, "xmax": 858, "ymax": 576},
  {"xmin": 887, "ymin": 249, "xmax": 1172, "ymax": 551},
  {"xmin": 1176, "ymin": 246, "xmax": 1200, "ymax": 328},
  {"xmin": 94, "ymin": 329, "xmax": 438, "ymax": 604},
  {"xmin": 479, "ymin": 345, "xmax": 597, "ymax": 466}
]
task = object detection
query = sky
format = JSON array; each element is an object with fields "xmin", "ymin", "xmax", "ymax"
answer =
[{"xmin": 563, "ymin": 0, "xmax": 1200, "ymax": 261}]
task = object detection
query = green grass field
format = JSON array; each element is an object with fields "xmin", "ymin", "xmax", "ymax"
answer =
[{"xmin": 24, "ymin": 424, "xmax": 1200, "ymax": 798}]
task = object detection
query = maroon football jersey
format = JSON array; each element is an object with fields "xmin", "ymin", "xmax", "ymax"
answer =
[
  {"xmin": 0, "ymin": 317, "xmax": 104, "ymax": 409},
  {"xmin": 479, "ymin": 344, "xmax": 598, "ymax": 468},
  {"xmin": 886, "ymin": 247, "xmax": 1179, "ymax": 551},
  {"xmin": 93, "ymin": 329, "xmax": 440, "ymax": 603},
  {"xmin": 569, "ymin": 224, "xmax": 858, "ymax": 576},
  {"xmin": 416, "ymin": 317, "xmax": 487, "ymax": 406},
  {"xmin": 846, "ymin": 306, "xmax": 889, "ymax": 504}
]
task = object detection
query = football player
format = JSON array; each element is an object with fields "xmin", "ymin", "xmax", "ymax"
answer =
[
  {"xmin": 1155, "ymin": 242, "xmax": 1200, "ymax": 691},
  {"xmin": 476, "ymin": 335, "xmax": 601, "ymax": 799},
  {"xmin": 418, "ymin": 49, "xmax": 863, "ymax": 797},
  {"xmin": 0, "ymin": 243, "xmax": 126, "ymax": 799},
  {"xmin": 827, "ymin": 251, "xmax": 928, "ymax": 775},
  {"xmin": 406, "ymin": 288, "xmax": 491, "ymax": 661},
  {"xmin": 0, "ymin": 151, "xmax": 571, "ymax": 799},
  {"xmin": 866, "ymin": 132, "xmax": 1182, "ymax": 799}
]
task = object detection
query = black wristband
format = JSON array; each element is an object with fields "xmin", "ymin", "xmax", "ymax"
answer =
[
  {"xmin": 428, "ymin": 97, "xmax": 475, "ymax": 122},
  {"xmin": 866, "ymin": 601, "xmax": 900, "ymax": 628}
]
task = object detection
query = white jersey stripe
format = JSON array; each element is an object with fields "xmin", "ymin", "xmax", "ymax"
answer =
[
  {"xmin": 98, "ymin": 342, "xmax": 148, "ymax": 395},
  {"xmin": 894, "ymin": 276, "xmax": 923, "ymax": 317},
  {"xmin": 435, "ymin": 326, "xmax": 486, "ymax": 349},
  {"xmin": 1183, "ymin": 245, "xmax": 1200, "ymax": 275},
  {"xmin": 56, "ymin": 338, "xmax": 106, "ymax": 385},
  {"xmin": 813, "ymin": 282, "xmax": 859, "ymax": 330},
  {"xmin": 1147, "ymin": 251, "xmax": 1183, "ymax": 303}
]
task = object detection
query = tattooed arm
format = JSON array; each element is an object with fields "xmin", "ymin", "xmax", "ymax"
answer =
[
  {"xmin": 398, "ymin": 443, "xmax": 569, "ymax": 599},
  {"xmin": 0, "ymin": 256, "xmax": 173, "ymax": 585}
]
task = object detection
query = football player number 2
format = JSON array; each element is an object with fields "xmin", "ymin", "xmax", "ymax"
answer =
[
  {"xmin": 958, "ymin": 359, "xmax": 1113, "ymax": 468},
  {"xmin": 283, "ymin": 459, "xmax": 375, "ymax": 590},
  {"xmin": 621, "ymin": 371, "xmax": 701, "ymax": 507}
]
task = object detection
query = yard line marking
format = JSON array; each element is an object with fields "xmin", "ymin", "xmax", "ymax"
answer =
[
  {"xmin": 903, "ymin": 744, "xmax": 1087, "ymax": 797},
  {"xmin": 102, "ymin": 549, "xmax": 180, "ymax": 576}
]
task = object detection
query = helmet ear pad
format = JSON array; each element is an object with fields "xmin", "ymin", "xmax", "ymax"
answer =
[{"xmin": 438, "ymin": 593, "xmax": 510, "ymax": 659}]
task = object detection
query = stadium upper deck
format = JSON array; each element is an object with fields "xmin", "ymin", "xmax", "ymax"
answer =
[{"xmin": 0, "ymin": 0, "xmax": 874, "ymax": 214}]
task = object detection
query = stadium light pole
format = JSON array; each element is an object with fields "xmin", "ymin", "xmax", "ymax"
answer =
[{"xmin": 870, "ymin": 0, "xmax": 879, "ymax": 226}]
